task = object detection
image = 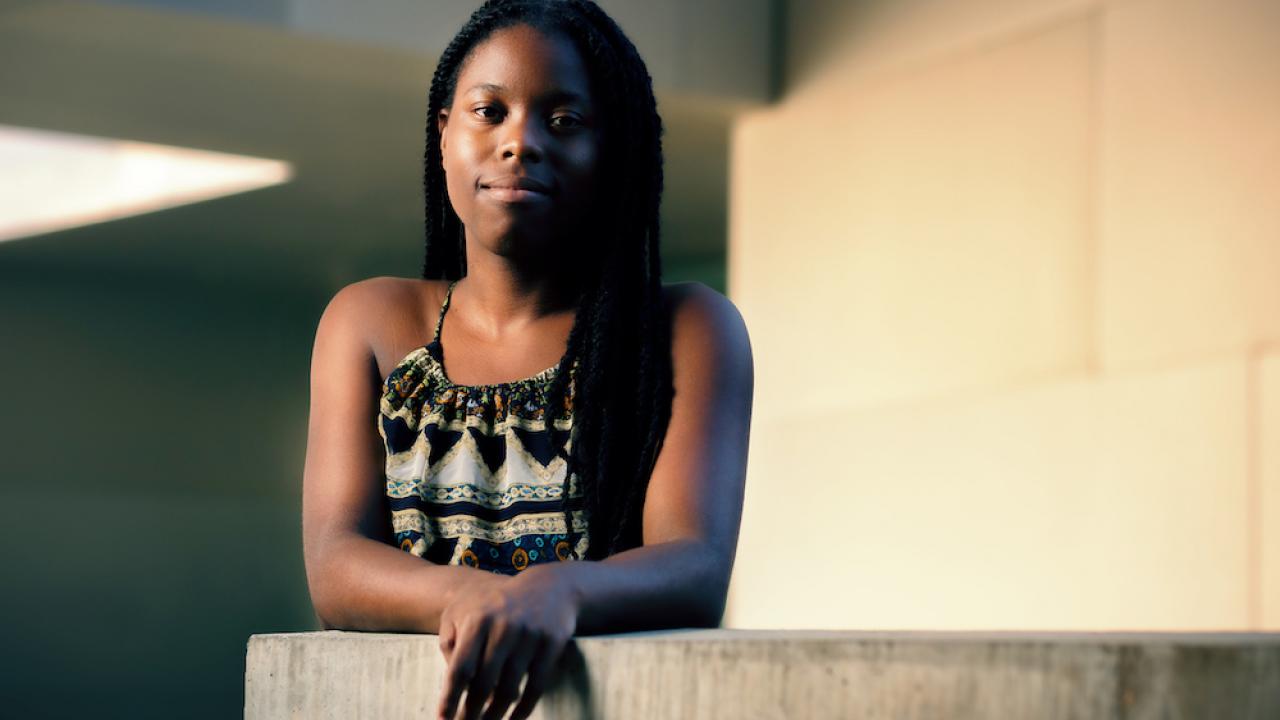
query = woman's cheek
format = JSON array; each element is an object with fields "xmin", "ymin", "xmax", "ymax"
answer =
[
  {"xmin": 442, "ymin": 136, "xmax": 481, "ymax": 225},
  {"xmin": 444, "ymin": 165, "xmax": 474, "ymax": 226}
]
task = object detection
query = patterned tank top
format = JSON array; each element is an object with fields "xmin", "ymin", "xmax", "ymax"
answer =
[{"xmin": 377, "ymin": 280, "xmax": 588, "ymax": 574}]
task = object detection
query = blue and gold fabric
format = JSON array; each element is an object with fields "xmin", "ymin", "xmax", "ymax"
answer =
[{"xmin": 377, "ymin": 280, "xmax": 587, "ymax": 574}]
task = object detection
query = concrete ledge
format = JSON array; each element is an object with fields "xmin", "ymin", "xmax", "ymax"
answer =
[{"xmin": 245, "ymin": 629, "xmax": 1280, "ymax": 719}]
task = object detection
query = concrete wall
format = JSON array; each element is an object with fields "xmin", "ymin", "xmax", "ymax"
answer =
[
  {"xmin": 245, "ymin": 630, "xmax": 1280, "ymax": 718},
  {"xmin": 726, "ymin": 0, "xmax": 1280, "ymax": 630}
]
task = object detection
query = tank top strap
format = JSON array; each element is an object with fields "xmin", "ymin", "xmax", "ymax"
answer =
[{"xmin": 432, "ymin": 280, "xmax": 458, "ymax": 344}]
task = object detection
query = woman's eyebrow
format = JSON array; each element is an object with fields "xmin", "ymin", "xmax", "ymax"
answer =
[
  {"xmin": 464, "ymin": 83, "xmax": 588, "ymax": 103},
  {"xmin": 466, "ymin": 82, "xmax": 507, "ymax": 95}
]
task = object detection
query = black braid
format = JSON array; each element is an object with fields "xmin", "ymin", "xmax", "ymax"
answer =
[{"xmin": 421, "ymin": 0, "xmax": 673, "ymax": 560}]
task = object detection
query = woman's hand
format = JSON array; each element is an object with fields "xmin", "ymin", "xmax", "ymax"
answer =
[{"xmin": 437, "ymin": 563, "xmax": 580, "ymax": 720}]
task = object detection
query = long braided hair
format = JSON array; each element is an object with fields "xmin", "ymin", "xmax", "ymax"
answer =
[{"xmin": 421, "ymin": 0, "xmax": 673, "ymax": 560}]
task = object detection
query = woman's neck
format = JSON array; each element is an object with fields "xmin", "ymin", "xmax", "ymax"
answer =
[{"xmin": 455, "ymin": 245, "xmax": 584, "ymax": 340}]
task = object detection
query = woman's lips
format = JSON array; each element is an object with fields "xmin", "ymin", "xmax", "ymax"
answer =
[{"xmin": 480, "ymin": 185, "xmax": 551, "ymax": 203}]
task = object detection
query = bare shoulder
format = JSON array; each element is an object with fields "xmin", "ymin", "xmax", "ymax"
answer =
[
  {"xmin": 322, "ymin": 275, "xmax": 440, "ymax": 320},
  {"xmin": 661, "ymin": 281, "xmax": 753, "ymax": 373},
  {"xmin": 317, "ymin": 276, "xmax": 449, "ymax": 362},
  {"xmin": 662, "ymin": 280, "xmax": 739, "ymax": 315}
]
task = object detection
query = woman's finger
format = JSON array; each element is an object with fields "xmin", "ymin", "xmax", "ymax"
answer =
[
  {"xmin": 438, "ymin": 620, "xmax": 488, "ymax": 720},
  {"xmin": 460, "ymin": 621, "xmax": 522, "ymax": 720},
  {"xmin": 506, "ymin": 635, "xmax": 566, "ymax": 720},
  {"xmin": 439, "ymin": 623, "xmax": 457, "ymax": 659},
  {"xmin": 480, "ymin": 634, "xmax": 543, "ymax": 720}
]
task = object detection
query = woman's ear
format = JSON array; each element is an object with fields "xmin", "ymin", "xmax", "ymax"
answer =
[{"xmin": 437, "ymin": 108, "xmax": 450, "ymax": 171}]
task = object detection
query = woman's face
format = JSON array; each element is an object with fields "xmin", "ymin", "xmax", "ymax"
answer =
[{"xmin": 438, "ymin": 24, "xmax": 600, "ymax": 262}]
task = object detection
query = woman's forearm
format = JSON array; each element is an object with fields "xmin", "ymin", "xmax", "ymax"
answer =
[
  {"xmin": 521, "ymin": 538, "xmax": 729, "ymax": 635},
  {"xmin": 306, "ymin": 532, "xmax": 505, "ymax": 634},
  {"xmin": 307, "ymin": 534, "xmax": 727, "ymax": 636}
]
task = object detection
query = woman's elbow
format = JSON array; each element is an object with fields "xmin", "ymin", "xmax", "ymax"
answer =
[
  {"xmin": 309, "ymin": 579, "xmax": 359, "ymax": 631},
  {"xmin": 693, "ymin": 592, "xmax": 727, "ymax": 629},
  {"xmin": 304, "ymin": 546, "xmax": 348, "ymax": 630},
  {"xmin": 688, "ymin": 559, "xmax": 730, "ymax": 628},
  {"xmin": 307, "ymin": 577, "xmax": 342, "ymax": 630}
]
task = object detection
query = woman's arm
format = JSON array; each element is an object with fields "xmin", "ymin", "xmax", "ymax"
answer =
[
  {"xmin": 302, "ymin": 278, "xmax": 506, "ymax": 634},
  {"xmin": 435, "ymin": 282, "xmax": 754, "ymax": 720},
  {"xmin": 529, "ymin": 282, "xmax": 755, "ymax": 633}
]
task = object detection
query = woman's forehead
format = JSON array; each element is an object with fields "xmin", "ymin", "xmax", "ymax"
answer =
[{"xmin": 456, "ymin": 24, "xmax": 592, "ymax": 102}]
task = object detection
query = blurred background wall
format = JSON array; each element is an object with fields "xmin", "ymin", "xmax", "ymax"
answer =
[
  {"xmin": 726, "ymin": 0, "xmax": 1280, "ymax": 632},
  {"xmin": 0, "ymin": 0, "xmax": 1276, "ymax": 717}
]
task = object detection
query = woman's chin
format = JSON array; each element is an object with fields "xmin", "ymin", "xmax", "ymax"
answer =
[{"xmin": 475, "ymin": 228, "xmax": 563, "ymax": 260}]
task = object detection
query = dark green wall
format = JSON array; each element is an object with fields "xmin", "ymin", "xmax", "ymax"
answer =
[{"xmin": 0, "ymin": 255, "xmax": 323, "ymax": 718}]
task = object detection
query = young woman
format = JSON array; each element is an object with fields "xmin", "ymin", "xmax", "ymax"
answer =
[{"xmin": 301, "ymin": 1, "xmax": 753, "ymax": 719}]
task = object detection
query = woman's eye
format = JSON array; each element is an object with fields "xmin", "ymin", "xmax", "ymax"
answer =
[
  {"xmin": 550, "ymin": 115, "xmax": 583, "ymax": 130},
  {"xmin": 473, "ymin": 106, "xmax": 501, "ymax": 120}
]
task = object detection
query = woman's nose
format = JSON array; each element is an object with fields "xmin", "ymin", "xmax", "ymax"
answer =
[{"xmin": 499, "ymin": 112, "xmax": 545, "ymax": 162}]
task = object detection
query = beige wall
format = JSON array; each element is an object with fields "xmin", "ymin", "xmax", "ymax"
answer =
[{"xmin": 726, "ymin": 0, "xmax": 1280, "ymax": 630}]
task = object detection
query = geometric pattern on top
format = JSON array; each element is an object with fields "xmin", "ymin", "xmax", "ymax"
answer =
[{"xmin": 377, "ymin": 280, "xmax": 588, "ymax": 574}]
